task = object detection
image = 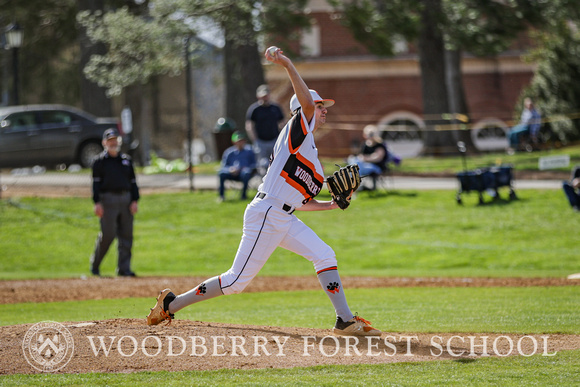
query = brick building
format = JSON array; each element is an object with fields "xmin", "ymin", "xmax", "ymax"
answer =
[
  {"xmin": 144, "ymin": 1, "xmax": 536, "ymax": 163},
  {"xmin": 264, "ymin": 0, "xmax": 536, "ymax": 158}
]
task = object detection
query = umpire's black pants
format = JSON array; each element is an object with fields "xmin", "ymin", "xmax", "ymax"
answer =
[{"xmin": 90, "ymin": 192, "xmax": 134, "ymax": 275}]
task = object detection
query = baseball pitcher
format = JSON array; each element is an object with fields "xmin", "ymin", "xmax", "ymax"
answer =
[{"xmin": 147, "ymin": 47, "xmax": 380, "ymax": 337}]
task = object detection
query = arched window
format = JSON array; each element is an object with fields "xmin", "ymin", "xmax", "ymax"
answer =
[
  {"xmin": 471, "ymin": 118, "xmax": 509, "ymax": 151},
  {"xmin": 377, "ymin": 111, "xmax": 425, "ymax": 158}
]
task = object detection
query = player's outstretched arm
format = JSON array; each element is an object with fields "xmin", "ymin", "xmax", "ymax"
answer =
[
  {"xmin": 264, "ymin": 46, "xmax": 314, "ymax": 121},
  {"xmin": 296, "ymin": 199, "xmax": 340, "ymax": 211}
]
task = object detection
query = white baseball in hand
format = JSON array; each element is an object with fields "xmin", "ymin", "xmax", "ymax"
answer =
[{"xmin": 267, "ymin": 46, "xmax": 279, "ymax": 57}]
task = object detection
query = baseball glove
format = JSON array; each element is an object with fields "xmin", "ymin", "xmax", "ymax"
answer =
[{"xmin": 326, "ymin": 164, "xmax": 361, "ymax": 210}]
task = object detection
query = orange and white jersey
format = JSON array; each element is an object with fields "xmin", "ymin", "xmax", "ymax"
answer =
[{"xmin": 257, "ymin": 108, "xmax": 324, "ymax": 208}]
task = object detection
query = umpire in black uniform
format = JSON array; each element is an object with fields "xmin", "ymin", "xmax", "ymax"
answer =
[{"xmin": 90, "ymin": 128, "xmax": 140, "ymax": 277}]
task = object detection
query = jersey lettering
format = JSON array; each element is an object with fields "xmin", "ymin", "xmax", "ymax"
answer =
[
  {"xmin": 261, "ymin": 108, "xmax": 324, "ymax": 207},
  {"xmin": 281, "ymin": 154, "xmax": 323, "ymax": 199},
  {"xmin": 296, "ymin": 166, "xmax": 321, "ymax": 195}
]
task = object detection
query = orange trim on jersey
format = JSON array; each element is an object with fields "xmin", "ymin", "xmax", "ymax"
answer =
[
  {"xmin": 317, "ymin": 266, "xmax": 338, "ymax": 275},
  {"xmin": 281, "ymin": 170, "xmax": 308, "ymax": 197},
  {"xmin": 295, "ymin": 152, "xmax": 324, "ymax": 183},
  {"xmin": 288, "ymin": 114, "xmax": 309, "ymax": 154}
]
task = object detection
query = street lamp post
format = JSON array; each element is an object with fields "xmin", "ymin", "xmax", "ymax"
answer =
[
  {"xmin": 185, "ymin": 35, "xmax": 195, "ymax": 192},
  {"xmin": 1, "ymin": 32, "xmax": 8, "ymax": 106},
  {"xmin": 5, "ymin": 22, "xmax": 23, "ymax": 106}
]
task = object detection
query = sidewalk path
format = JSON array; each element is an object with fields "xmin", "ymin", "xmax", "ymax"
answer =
[{"xmin": 0, "ymin": 171, "xmax": 563, "ymax": 191}]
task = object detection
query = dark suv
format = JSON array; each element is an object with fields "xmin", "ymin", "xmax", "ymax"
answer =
[{"xmin": 0, "ymin": 104, "xmax": 122, "ymax": 169}]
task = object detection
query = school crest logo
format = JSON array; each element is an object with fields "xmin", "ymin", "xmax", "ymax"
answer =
[{"xmin": 22, "ymin": 321, "xmax": 74, "ymax": 372}]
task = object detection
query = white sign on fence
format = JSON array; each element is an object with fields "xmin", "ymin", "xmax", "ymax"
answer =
[{"xmin": 538, "ymin": 155, "xmax": 570, "ymax": 170}]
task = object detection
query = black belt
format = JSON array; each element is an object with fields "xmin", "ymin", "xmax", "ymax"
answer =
[
  {"xmin": 102, "ymin": 189, "xmax": 129, "ymax": 194},
  {"xmin": 256, "ymin": 192, "xmax": 295, "ymax": 214}
]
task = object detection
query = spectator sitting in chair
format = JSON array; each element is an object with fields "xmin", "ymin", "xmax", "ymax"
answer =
[
  {"xmin": 508, "ymin": 97, "xmax": 541, "ymax": 152},
  {"xmin": 218, "ymin": 131, "xmax": 256, "ymax": 202},
  {"xmin": 349, "ymin": 125, "xmax": 400, "ymax": 190},
  {"xmin": 562, "ymin": 165, "xmax": 580, "ymax": 212}
]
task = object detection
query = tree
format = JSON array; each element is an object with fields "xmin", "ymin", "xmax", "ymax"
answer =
[
  {"xmin": 518, "ymin": 2, "xmax": 580, "ymax": 144},
  {"xmin": 417, "ymin": 0, "xmax": 453, "ymax": 154},
  {"xmin": 0, "ymin": 0, "xmax": 134, "ymax": 114},
  {"xmin": 78, "ymin": 3, "xmax": 189, "ymax": 164},
  {"xmin": 78, "ymin": 0, "xmax": 310, "ymax": 131},
  {"xmin": 0, "ymin": 0, "xmax": 80, "ymax": 106},
  {"xmin": 77, "ymin": 6, "xmax": 186, "ymax": 97},
  {"xmin": 331, "ymin": 0, "xmax": 550, "ymax": 155},
  {"xmin": 77, "ymin": 0, "xmax": 113, "ymax": 117},
  {"xmin": 220, "ymin": 0, "xmax": 310, "ymax": 129},
  {"xmin": 522, "ymin": 25, "xmax": 580, "ymax": 143}
]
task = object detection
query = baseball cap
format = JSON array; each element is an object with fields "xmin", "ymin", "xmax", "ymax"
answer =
[
  {"xmin": 256, "ymin": 84, "xmax": 270, "ymax": 98},
  {"xmin": 231, "ymin": 131, "xmax": 247, "ymax": 143},
  {"xmin": 289, "ymin": 89, "xmax": 335, "ymax": 112},
  {"xmin": 102, "ymin": 128, "xmax": 120, "ymax": 140}
]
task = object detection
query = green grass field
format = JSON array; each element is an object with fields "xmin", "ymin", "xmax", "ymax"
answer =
[
  {"xmin": 1, "ymin": 189, "xmax": 577, "ymax": 279},
  {"xmin": 2, "ymin": 350, "xmax": 579, "ymax": 386},
  {"xmin": 1, "ymin": 187, "xmax": 579, "ymax": 385},
  {"xmin": 1, "ymin": 287, "xmax": 578, "ymax": 333}
]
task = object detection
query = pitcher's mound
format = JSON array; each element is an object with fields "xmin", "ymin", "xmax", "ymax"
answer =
[{"xmin": 2, "ymin": 319, "xmax": 578, "ymax": 375}]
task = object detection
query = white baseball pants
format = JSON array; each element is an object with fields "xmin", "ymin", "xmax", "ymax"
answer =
[{"xmin": 219, "ymin": 196, "xmax": 337, "ymax": 295}]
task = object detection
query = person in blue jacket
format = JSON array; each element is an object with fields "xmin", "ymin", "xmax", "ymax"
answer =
[{"xmin": 218, "ymin": 131, "xmax": 256, "ymax": 201}]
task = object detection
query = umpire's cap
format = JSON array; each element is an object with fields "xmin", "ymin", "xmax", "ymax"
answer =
[
  {"xmin": 103, "ymin": 128, "xmax": 121, "ymax": 140},
  {"xmin": 290, "ymin": 89, "xmax": 334, "ymax": 112}
]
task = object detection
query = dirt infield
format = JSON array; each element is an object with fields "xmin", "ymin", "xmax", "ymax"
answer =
[
  {"xmin": 1, "ymin": 276, "xmax": 578, "ymax": 375},
  {"xmin": 2, "ymin": 318, "xmax": 578, "ymax": 375}
]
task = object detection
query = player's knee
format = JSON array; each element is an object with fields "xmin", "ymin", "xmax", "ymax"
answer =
[
  {"xmin": 219, "ymin": 271, "xmax": 251, "ymax": 295},
  {"xmin": 312, "ymin": 250, "xmax": 337, "ymax": 273},
  {"xmin": 222, "ymin": 281, "xmax": 247, "ymax": 295}
]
